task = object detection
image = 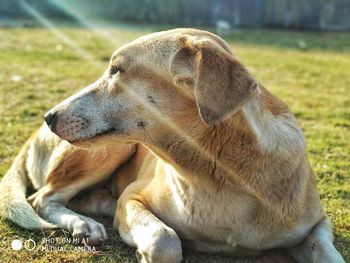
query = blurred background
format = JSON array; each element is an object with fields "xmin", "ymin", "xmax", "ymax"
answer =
[
  {"xmin": 0, "ymin": 0, "xmax": 349, "ymax": 262},
  {"xmin": 1, "ymin": 0, "xmax": 350, "ymax": 30}
]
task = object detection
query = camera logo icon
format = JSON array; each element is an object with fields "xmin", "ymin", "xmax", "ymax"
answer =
[{"xmin": 11, "ymin": 239, "xmax": 36, "ymax": 251}]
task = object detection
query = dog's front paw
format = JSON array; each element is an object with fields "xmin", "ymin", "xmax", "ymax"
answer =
[
  {"xmin": 70, "ymin": 216, "xmax": 108, "ymax": 245},
  {"xmin": 135, "ymin": 227, "xmax": 183, "ymax": 263}
]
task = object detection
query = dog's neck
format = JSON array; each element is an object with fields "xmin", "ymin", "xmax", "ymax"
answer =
[{"xmin": 146, "ymin": 88, "xmax": 306, "ymax": 195}]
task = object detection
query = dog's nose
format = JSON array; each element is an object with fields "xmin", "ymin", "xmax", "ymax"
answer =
[{"xmin": 44, "ymin": 111, "xmax": 58, "ymax": 131}]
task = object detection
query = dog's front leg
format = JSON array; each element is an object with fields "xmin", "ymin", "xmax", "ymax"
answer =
[
  {"xmin": 29, "ymin": 187, "xmax": 108, "ymax": 245},
  {"xmin": 115, "ymin": 190, "xmax": 183, "ymax": 263}
]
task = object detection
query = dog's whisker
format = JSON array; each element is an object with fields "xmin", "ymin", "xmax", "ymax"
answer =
[{"xmin": 140, "ymin": 125, "xmax": 155, "ymax": 145}]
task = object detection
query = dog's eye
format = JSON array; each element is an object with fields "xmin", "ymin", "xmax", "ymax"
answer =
[
  {"xmin": 110, "ymin": 65, "xmax": 125, "ymax": 76},
  {"xmin": 110, "ymin": 66, "xmax": 120, "ymax": 76}
]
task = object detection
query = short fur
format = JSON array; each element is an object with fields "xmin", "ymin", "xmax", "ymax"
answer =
[{"xmin": 0, "ymin": 28, "xmax": 344, "ymax": 262}]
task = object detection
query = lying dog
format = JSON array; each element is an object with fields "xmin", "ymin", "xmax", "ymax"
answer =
[{"xmin": 0, "ymin": 28, "xmax": 344, "ymax": 262}]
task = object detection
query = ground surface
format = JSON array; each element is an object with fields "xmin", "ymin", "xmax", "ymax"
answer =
[{"xmin": 0, "ymin": 26, "xmax": 349, "ymax": 262}]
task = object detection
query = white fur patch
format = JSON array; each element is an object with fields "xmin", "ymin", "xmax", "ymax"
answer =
[{"xmin": 242, "ymin": 97, "xmax": 305, "ymax": 156}]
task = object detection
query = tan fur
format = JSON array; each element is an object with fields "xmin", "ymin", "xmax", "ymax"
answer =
[
  {"xmin": 1, "ymin": 28, "xmax": 344, "ymax": 262},
  {"xmin": 0, "ymin": 123, "xmax": 135, "ymax": 244}
]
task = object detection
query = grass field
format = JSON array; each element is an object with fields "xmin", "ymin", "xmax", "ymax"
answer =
[{"xmin": 0, "ymin": 26, "xmax": 349, "ymax": 262}]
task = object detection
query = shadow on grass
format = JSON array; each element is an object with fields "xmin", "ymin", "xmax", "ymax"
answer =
[
  {"xmin": 2, "ymin": 216, "xmax": 349, "ymax": 262},
  {"xmin": 1, "ymin": 217, "xmax": 296, "ymax": 263},
  {"xmin": 334, "ymin": 232, "xmax": 350, "ymax": 261}
]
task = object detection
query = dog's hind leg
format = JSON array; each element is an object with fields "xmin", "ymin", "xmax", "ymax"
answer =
[
  {"xmin": 68, "ymin": 188, "xmax": 117, "ymax": 217},
  {"xmin": 287, "ymin": 217, "xmax": 345, "ymax": 263},
  {"xmin": 115, "ymin": 181, "xmax": 183, "ymax": 263}
]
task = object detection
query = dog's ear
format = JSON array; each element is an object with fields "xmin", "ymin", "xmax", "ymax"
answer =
[{"xmin": 170, "ymin": 36, "xmax": 258, "ymax": 125}]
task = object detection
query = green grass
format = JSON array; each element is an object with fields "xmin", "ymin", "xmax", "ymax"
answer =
[{"xmin": 0, "ymin": 26, "xmax": 349, "ymax": 262}]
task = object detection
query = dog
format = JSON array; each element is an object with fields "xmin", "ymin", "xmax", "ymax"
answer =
[{"xmin": 0, "ymin": 28, "xmax": 344, "ymax": 262}]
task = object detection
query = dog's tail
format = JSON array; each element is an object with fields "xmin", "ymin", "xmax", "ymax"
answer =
[
  {"xmin": 0, "ymin": 143, "xmax": 55, "ymax": 229},
  {"xmin": 287, "ymin": 216, "xmax": 345, "ymax": 263}
]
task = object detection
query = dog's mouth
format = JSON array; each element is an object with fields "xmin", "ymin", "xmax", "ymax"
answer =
[{"xmin": 68, "ymin": 127, "xmax": 117, "ymax": 144}]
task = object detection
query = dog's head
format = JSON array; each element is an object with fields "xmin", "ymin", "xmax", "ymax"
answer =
[{"xmin": 45, "ymin": 28, "xmax": 257, "ymax": 147}]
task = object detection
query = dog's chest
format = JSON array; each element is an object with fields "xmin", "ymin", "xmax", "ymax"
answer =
[{"xmin": 161, "ymin": 169, "xmax": 258, "ymax": 247}]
